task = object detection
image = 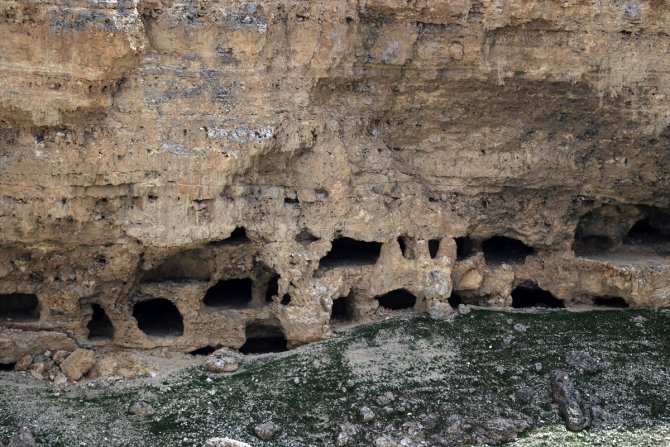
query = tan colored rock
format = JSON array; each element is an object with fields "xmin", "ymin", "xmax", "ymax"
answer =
[
  {"xmin": 457, "ymin": 269, "xmax": 483, "ymax": 291},
  {"xmin": 93, "ymin": 352, "xmax": 150, "ymax": 379},
  {"xmin": 13, "ymin": 355, "xmax": 32, "ymax": 372},
  {"xmin": 60, "ymin": 349, "xmax": 96, "ymax": 381},
  {"xmin": 203, "ymin": 438, "xmax": 251, "ymax": 447},
  {"xmin": 0, "ymin": 0, "xmax": 668, "ymax": 361}
]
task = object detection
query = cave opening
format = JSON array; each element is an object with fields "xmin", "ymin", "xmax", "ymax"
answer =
[
  {"xmin": 594, "ymin": 296, "xmax": 630, "ymax": 308},
  {"xmin": 482, "ymin": 236, "xmax": 534, "ymax": 265},
  {"xmin": 456, "ymin": 236, "xmax": 475, "ymax": 260},
  {"xmin": 428, "ymin": 239, "xmax": 440, "ymax": 259},
  {"xmin": 511, "ymin": 286, "xmax": 564, "ymax": 309},
  {"xmin": 0, "ymin": 363, "xmax": 16, "ymax": 371},
  {"xmin": 376, "ymin": 289, "xmax": 416, "ymax": 310},
  {"xmin": 331, "ymin": 293, "xmax": 354, "ymax": 321},
  {"xmin": 143, "ymin": 249, "xmax": 211, "ymax": 282},
  {"xmin": 624, "ymin": 218, "xmax": 670, "ymax": 246},
  {"xmin": 0, "ymin": 293, "xmax": 40, "ymax": 322},
  {"xmin": 189, "ymin": 346, "xmax": 218, "ymax": 356},
  {"xmin": 133, "ymin": 298, "xmax": 184, "ymax": 337},
  {"xmin": 239, "ymin": 323, "xmax": 288, "ymax": 354},
  {"xmin": 449, "ymin": 291, "xmax": 463, "ymax": 308},
  {"xmin": 210, "ymin": 227, "xmax": 249, "ymax": 246},
  {"xmin": 318, "ymin": 237, "xmax": 382, "ymax": 269},
  {"xmin": 204, "ymin": 278, "xmax": 253, "ymax": 308},
  {"xmin": 265, "ymin": 275, "xmax": 280, "ymax": 303},
  {"xmin": 397, "ymin": 236, "xmax": 409, "ymax": 258},
  {"xmin": 280, "ymin": 294, "xmax": 291, "ymax": 305},
  {"xmin": 87, "ymin": 303, "xmax": 114, "ymax": 341}
]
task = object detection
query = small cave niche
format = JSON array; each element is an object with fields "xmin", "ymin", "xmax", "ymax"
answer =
[
  {"xmin": 143, "ymin": 249, "xmax": 211, "ymax": 282},
  {"xmin": 295, "ymin": 229, "xmax": 319, "ymax": 245},
  {"xmin": 397, "ymin": 236, "xmax": 409, "ymax": 258},
  {"xmin": 204, "ymin": 278, "xmax": 253, "ymax": 308},
  {"xmin": 482, "ymin": 236, "xmax": 534, "ymax": 266},
  {"xmin": 448, "ymin": 291, "xmax": 463, "ymax": 309},
  {"xmin": 0, "ymin": 293, "xmax": 40, "ymax": 322},
  {"xmin": 624, "ymin": 217, "xmax": 670, "ymax": 246},
  {"xmin": 428, "ymin": 239, "xmax": 441, "ymax": 259},
  {"xmin": 511, "ymin": 285, "xmax": 564, "ymax": 309},
  {"xmin": 280, "ymin": 294, "xmax": 291, "ymax": 305},
  {"xmin": 331, "ymin": 293, "xmax": 354, "ymax": 321},
  {"xmin": 133, "ymin": 299, "xmax": 184, "ymax": 337},
  {"xmin": 0, "ymin": 363, "xmax": 16, "ymax": 371},
  {"xmin": 318, "ymin": 237, "xmax": 382, "ymax": 269},
  {"xmin": 210, "ymin": 227, "xmax": 249, "ymax": 246},
  {"xmin": 265, "ymin": 275, "xmax": 280, "ymax": 303},
  {"xmin": 239, "ymin": 323, "xmax": 288, "ymax": 354},
  {"xmin": 593, "ymin": 296, "xmax": 629, "ymax": 308},
  {"xmin": 87, "ymin": 303, "xmax": 114, "ymax": 341},
  {"xmin": 456, "ymin": 236, "xmax": 475, "ymax": 260},
  {"xmin": 376, "ymin": 289, "xmax": 417, "ymax": 310},
  {"xmin": 189, "ymin": 346, "xmax": 218, "ymax": 356}
]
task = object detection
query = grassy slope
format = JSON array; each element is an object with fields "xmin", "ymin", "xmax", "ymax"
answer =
[{"xmin": 1, "ymin": 308, "xmax": 669, "ymax": 446}]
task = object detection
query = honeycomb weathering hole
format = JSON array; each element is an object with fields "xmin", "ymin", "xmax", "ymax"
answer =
[
  {"xmin": 319, "ymin": 237, "xmax": 382, "ymax": 269},
  {"xmin": 511, "ymin": 286, "xmax": 564, "ymax": 309},
  {"xmin": 265, "ymin": 275, "xmax": 280, "ymax": 303},
  {"xmin": 204, "ymin": 278, "xmax": 253, "ymax": 308},
  {"xmin": 376, "ymin": 289, "xmax": 417, "ymax": 310},
  {"xmin": 482, "ymin": 236, "xmax": 534, "ymax": 266},
  {"xmin": 87, "ymin": 303, "xmax": 114, "ymax": 340},
  {"xmin": 239, "ymin": 323, "xmax": 288, "ymax": 354},
  {"xmin": 0, "ymin": 293, "xmax": 40, "ymax": 322},
  {"xmin": 133, "ymin": 298, "xmax": 184, "ymax": 337},
  {"xmin": 456, "ymin": 236, "xmax": 475, "ymax": 260}
]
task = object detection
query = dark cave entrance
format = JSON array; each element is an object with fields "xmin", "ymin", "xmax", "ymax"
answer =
[
  {"xmin": 204, "ymin": 278, "xmax": 253, "ymax": 308},
  {"xmin": 456, "ymin": 236, "xmax": 475, "ymax": 260},
  {"xmin": 133, "ymin": 298, "xmax": 184, "ymax": 337},
  {"xmin": 331, "ymin": 293, "xmax": 354, "ymax": 321},
  {"xmin": 0, "ymin": 363, "xmax": 15, "ymax": 371},
  {"xmin": 0, "ymin": 293, "xmax": 40, "ymax": 322},
  {"xmin": 239, "ymin": 323, "xmax": 288, "ymax": 354},
  {"xmin": 189, "ymin": 346, "xmax": 218, "ymax": 356},
  {"xmin": 265, "ymin": 275, "xmax": 280, "ymax": 303},
  {"xmin": 428, "ymin": 239, "xmax": 441, "ymax": 259},
  {"xmin": 87, "ymin": 303, "xmax": 114, "ymax": 341},
  {"xmin": 511, "ymin": 286, "xmax": 564, "ymax": 309},
  {"xmin": 318, "ymin": 237, "xmax": 382, "ymax": 269},
  {"xmin": 593, "ymin": 296, "xmax": 630, "ymax": 308},
  {"xmin": 449, "ymin": 291, "xmax": 463, "ymax": 308},
  {"xmin": 624, "ymin": 218, "xmax": 670, "ymax": 246},
  {"xmin": 376, "ymin": 289, "xmax": 417, "ymax": 310},
  {"xmin": 482, "ymin": 236, "xmax": 534, "ymax": 265}
]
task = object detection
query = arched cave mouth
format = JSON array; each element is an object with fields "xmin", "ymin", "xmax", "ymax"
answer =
[
  {"xmin": 87, "ymin": 303, "xmax": 114, "ymax": 341},
  {"xmin": 376, "ymin": 289, "xmax": 417, "ymax": 310},
  {"xmin": 319, "ymin": 237, "xmax": 382, "ymax": 269},
  {"xmin": 133, "ymin": 298, "xmax": 184, "ymax": 337},
  {"xmin": 482, "ymin": 236, "xmax": 534, "ymax": 266},
  {"xmin": 204, "ymin": 278, "xmax": 253, "ymax": 308},
  {"xmin": 0, "ymin": 293, "xmax": 40, "ymax": 322},
  {"xmin": 624, "ymin": 217, "xmax": 670, "ymax": 246},
  {"xmin": 209, "ymin": 226, "xmax": 250, "ymax": 246},
  {"xmin": 428, "ymin": 239, "xmax": 441, "ymax": 259},
  {"xmin": 449, "ymin": 291, "xmax": 463, "ymax": 309},
  {"xmin": 239, "ymin": 323, "xmax": 288, "ymax": 354},
  {"xmin": 593, "ymin": 296, "xmax": 630, "ymax": 308},
  {"xmin": 331, "ymin": 293, "xmax": 354, "ymax": 322},
  {"xmin": 511, "ymin": 285, "xmax": 564, "ymax": 309}
]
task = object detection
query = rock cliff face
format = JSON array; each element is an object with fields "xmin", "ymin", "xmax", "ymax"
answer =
[{"xmin": 1, "ymin": 0, "xmax": 669, "ymax": 363}]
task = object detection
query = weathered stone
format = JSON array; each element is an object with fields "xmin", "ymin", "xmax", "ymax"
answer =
[
  {"xmin": 203, "ymin": 348, "xmax": 241, "ymax": 374},
  {"xmin": 60, "ymin": 349, "xmax": 96, "ymax": 381},
  {"xmin": 129, "ymin": 401, "xmax": 156, "ymax": 418},
  {"xmin": 549, "ymin": 370, "xmax": 591, "ymax": 432},
  {"xmin": 254, "ymin": 422, "xmax": 280, "ymax": 441},
  {"xmin": 13, "ymin": 355, "xmax": 32, "ymax": 372},
  {"xmin": 203, "ymin": 438, "xmax": 251, "ymax": 447},
  {"xmin": 564, "ymin": 350, "xmax": 610, "ymax": 374},
  {"xmin": 7, "ymin": 427, "xmax": 37, "ymax": 447}
]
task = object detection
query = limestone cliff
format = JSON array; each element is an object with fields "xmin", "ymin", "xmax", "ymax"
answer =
[{"xmin": 1, "ymin": 0, "xmax": 669, "ymax": 362}]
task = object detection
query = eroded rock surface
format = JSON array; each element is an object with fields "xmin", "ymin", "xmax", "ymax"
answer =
[{"xmin": 0, "ymin": 0, "xmax": 669, "ymax": 362}]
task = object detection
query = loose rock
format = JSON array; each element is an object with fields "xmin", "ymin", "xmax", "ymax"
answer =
[
  {"xmin": 254, "ymin": 422, "xmax": 280, "ymax": 440},
  {"xmin": 360, "ymin": 406, "xmax": 375, "ymax": 422},
  {"xmin": 129, "ymin": 401, "xmax": 156, "ymax": 418},
  {"xmin": 203, "ymin": 438, "xmax": 251, "ymax": 447},
  {"xmin": 203, "ymin": 348, "xmax": 241, "ymax": 373},
  {"xmin": 564, "ymin": 350, "xmax": 610, "ymax": 374},
  {"xmin": 60, "ymin": 348, "xmax": 95, "ymax": 381},
  {"xmin": 7, "ymin": 427, "xmax": 37, "ymax": 447},
  {"xmin": 549, "ymin": 369, "xmax": 591, "ymax": 431}
]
